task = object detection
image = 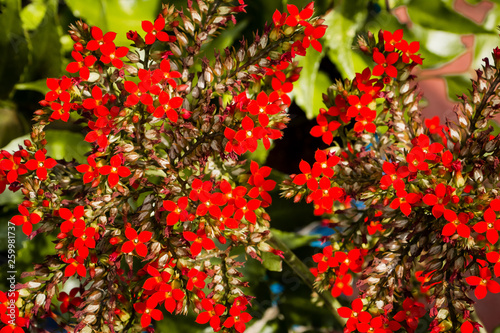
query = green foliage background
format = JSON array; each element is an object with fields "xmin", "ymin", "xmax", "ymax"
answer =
[{"xmin": 1, "ymin": 0, "xmax": 500, "ymax": 331}]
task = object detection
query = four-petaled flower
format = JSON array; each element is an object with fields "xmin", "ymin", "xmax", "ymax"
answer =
[
  {"xmin": 134, "ymin": 298, "xmax": 164, "ymax": 328},
  {"xmin": 99, "ymin": 155, "xmax": 131, "ymax": 188},
  {"xmin": 473, "ymin": 208, "xmax": 500, "ymax": 244},
  {"xmin": 10, "ymin": 205, "xmax": 41, "ymax": 236},
  {"xmin": 466, "ymin": 267, "xmax": 500, "ymax": 299},
  {"xmin": 195, "ymin": 298, "xmax": 226, "ymax": 331},
  {"xmin": 121, "ymin": 227, "xmax": 152, "ymax": 257},
  {"xmin": 25, "ymin": 150, "xmax": 57, "ymax": 180},
  {"xmin": 372, "ymin": 51, "xmax": 399, "ymax": 78},
  {"xmin": 142, "ymin": 15, "xmax": 171, "ymax": 45}
]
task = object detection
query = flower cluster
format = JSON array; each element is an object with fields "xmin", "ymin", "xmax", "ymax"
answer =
[
  {"xmin": 283, "ymin": 29, "xmax": 500, "ymax": 332},
  {"xmin": 2, "ymin": 1, "xmax": 325, "ymax": 332}
]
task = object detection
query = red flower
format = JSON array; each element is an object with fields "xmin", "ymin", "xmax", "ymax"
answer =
[
  {"xmin": 121, "ymin": 227, "xmax": 152, "ymax": 257},
  {"xmin": 473, "ymin": 208, "xmax": 500, "ymax": 244},
  {"xmin": 380, "ymin": 161, "xmax": 408, "ymax": 191},
  {"xmin": 396, "ymin": 40, "xmax": 422, "ymax": 64},
  {"xmin": 99, "ymin": 43, "xmax": 129, "ymax": 69},
  {"xmin": 73, "ymin": 225, "xmax": 96, "ymax": 258},
  {"xmin": 76, "ymin": 156, "xmax": 101, "ymax": 186},
  {"xmin": 58, "ymin": 288, "xmax": 82, "ymax": 313},
  {"xmin": 393, "ymin": 298, "xmax": 426, "ymax": 332},
  {"xmin": 312, "ymin": 245, "xmax": 335, "ymax": 274},
  {"xmin": 142, "ymin": 15, "xmax": 171, "ymax": 45},
  {"xmin": 247, "ymin": 161, "xmax": 276, "ymax": 206},
  {"xmin": 49, "ymin": 101, "xmax": 73, "ymax": 122},
  {"xmin": 442, "ymin": 210, "xmax": 470, "ymax": 238},
  {"xmin": 25, "ymin": 150, "xmax": 57, "ymax": 180},
  {"xmin": 152, "ymin": 59, "xmax": 182, "ymax": 88},
  {"xmin": 390, "ymin": 190, "xmax": 421, "ymax": 216},
  {"xmin": 337, "ymin": 298, "xmax": 372, "ymax": 333},
  {"xmin": 247, "ymin": 91, "xmax": 280, "ymax": 127},
  {"xmin": 466, "ymin": 267, "xmax": 500, "ymax": 299},
  {"xmin": 330, "ymin": 274, "xmax": 353, "ymax": 297},
  {"xmin": 152, "ymin": 283, "xmax": 185, "ymax": 313},
  {"xmin": 66, "ymin": 51, "xmax": 96, "ymax": 80},
  {"xmin": 383, "ymin": 29, "xmax": 403, "ymax": 52},
  {"xmin": 10, "ymin": 205, "xmax": 41, "ymax": 236},
  {"xmin": 134, "ymin": 298, "xmax": 164, "ymax": 327},
  {"xmin": 347, "ymin": 94, "xmax": 373, "ymax": 118},
  {"xmin": 269, "ymin": 78, "xmax": 293, "ymax": 106},
  {"xmin": 195, "ymin": 298, "xmax": 226, "ymax": 331},
  {"xmin": 163, "ymin": 196, "xmax": 190, "ymax": 225},
  {"xmin": 372, "ymin": 51, "xmax": 399, "ymax": 78},
  {"xmin": 486, "ymin": 251, "xmax": 500, "ymax": 277},
  {"xmin": 285, "ymin": 2, "xmax": 314, "ymax": 27},
  {"xmin": 0, "ymin": 150, "xmax": 28, "ymax": 184},
  {"xmin": 183, "ymin": 230, "xmax": 216, "ymax": 256},
  {"xmin": 153, "ymin": 91, "xmax": 183, "ymax": 121},
  {"xmin": 86, "ymin": 26, "xmax": 116, "ymax": 51},
  {"xmin": 310, "ymin": 113, "xmax": 340, "ymax": 145},
  {"xmin": 99, "ymin": 155, "xmax": 131, "ymax": 188},
  {"xmin": 186, "ymin": 268, "xmax": 207, "ymax": 291},
  {"xmin": 406, "ymin": 147, "xmax": 428, "ymax": 173},
  {"xmin": 62, "ymin": 256, "xmax": 86, "ymax": 277},
  {"xmin": 422, "ymin": 183, "xmax": 450, "ymax": 219},
  {"xmin": 293, "ymin": 160, "xmax": 318, "ymax": 190},
  {"xmin": 45, "ymin": 77, "xmax": 72, "ymax": 103},
  {"xmin": 82, "ymin": 86, "xmax": 109, "ymax": 116},
  {"xmin": 143, "ymin": 266, "xmax": 171, "ymax": 292},
  {"xmin": 222, "ymin": 306, "xmax": 252, "ymax": 333}
]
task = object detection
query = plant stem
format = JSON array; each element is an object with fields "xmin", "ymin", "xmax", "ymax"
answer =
[
  {"xmin": 470, "ymin": 73, "xmax": 500, "ymax": 132},
  {"xmin": 268, "ymin": 232, "xmax": 346, "ymax": 325}
]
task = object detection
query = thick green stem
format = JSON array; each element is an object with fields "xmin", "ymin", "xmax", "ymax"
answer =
[{"xmin": 268, "ymin": 233, "xmax": 346, "ymax": 326}]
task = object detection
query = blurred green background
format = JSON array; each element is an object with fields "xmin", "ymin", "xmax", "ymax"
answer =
[{"xmin": 2, "ymin": 0, "xmax": 500, "ymax": 331}]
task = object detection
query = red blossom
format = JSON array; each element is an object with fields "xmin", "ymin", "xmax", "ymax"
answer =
[
  {"xmin": 247, "ymin": 91, "xmax": 280, "ymax": 127},
  {"xmin": 330, "ymin": 274, "xmax": 353, "ymax": 297},
  {"xmin": 486, "ymin": 251, "xmax": 500, "ymax": 277},
  {"xmin": 25, "ymin": 150, "xmax": 57, "ymax": 180},
  {"xmin": 310, "ymin": 112, "xmax": 340, "ymax": 144},
  {"xmin": 380, "ymin": 161, "xmax": 408, "ymax": 191},
  {"xmin": 183, "ymin": 229, "xmax": 216, "ymax": 256},
  {"xmin": 76, "ymin": 156, "xmax": 101, "ymax": 186},
  {"xmin": 45, "ymin": 77, "xmax": 72, "ymax": 103},
  {"xmin": 186, "ymin": 268, "xmax": 207, "ymax": 291},
  {"xmin": 142, "ymin": 15, "xmax": 172, "ymax": 45},
  {"xmin": 86, "ymin": 26, "xmax": 116, "ymax": 51},
  {"xmin": 442, "ymin": 210, "xmax": 470, "ymax": 238},
  {"xmin": 195, "ymin": 298, "xmax": 226, "ymax": 331},
  {"xmin": 62, "ymin": 255, "xmax": 87, "ymax": 277},
  {"xmin": 0, "ymin": 150, "xmax": 28, "ymax": 184},
  {"xmin": 66, "ymin": 51, "xmax": 96, "ymax": 80},
  {"xmin": 473, "ymin": 208, "xmax": 500, "ymax": 245},
  {"xmin": 396, "ymin": 39, "xmax": 422, "ymax": 64},
  {"xmin": 10, "ymin": 204, "xmax": 41, "ymax": 236},
  {"xmin": 121, "ymin": 227, "xmax": 152, "ymax": 257},
  {"xmin": 338, "ymin": 298, "xmax": 372, "ymax": 332},
  {"xmin": 466, "ymin": 267, "xmax": 500, "ymax": 299},
  {"xmin": 247, "ymin": 161, "xmax": 276, "ymax": 206},
  {"xmin": 393, "ymin": 298, "xmax": 426, "ymax": 332},
  {"xmin": 58, "ymin": 288, "xmax": 82, "ymax": 314},
  {"xmin": 134, "ymin": 298, "xmax": 163, "ymax": 327},
  {"xmin": 285, "ymin": 2, "xmax": 314, "ymax": 27},
  {"xmin": 222, "ymin": 306, "xmax": 252, "ymax": 333},
  {"xmin": 372, "ymin": 51, "xmax": 399, "ymax": 78},
  {"xmin": 99, "ymin": 155, "xmax": 131, "ymax": 187},
  {"xmin": 383, "ymin": 29, "xmax": 403, "ymax": 52},
  {"xmin": 153, "ymin": 91, "xmax": 183, "ymax": 121},
  {"xmin": 164, "ymin": 196, "xmax": 191, "ymax": 225},
  {"xmin": 99, "ymin": 43, "xmax": 129, "ymax": 69},
  {"xmin": 422, "ymin": 183, "xmax": 451, "ymax": 219}
]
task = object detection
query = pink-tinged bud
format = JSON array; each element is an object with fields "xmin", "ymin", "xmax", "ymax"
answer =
[
  {"xmin": 24, "ymin": 139, "xmax": 32, "ymax": 147},
  {"xmin": 127, "ymin": 30, "xmax": 146, "ymax": 48}
]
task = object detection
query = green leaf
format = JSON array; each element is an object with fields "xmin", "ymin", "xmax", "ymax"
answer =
[
  {"xmin": 294, "ymin": 50, "xmax": 332, "ymax": 119},
  {"xmin": 65, "ymin": 0, "xmax": 162, "ymax": 46},
  {"xmin": 15, "ymin": 78, "xmax": 50, "ymax": 95},
  {"xmin": 145, "ymin": 167, "xmax": 167, "ymax": 178},
  {"xmin": 261, "ymin": 251, "xmax": 283, "ymax": 272},
  {"xmin": 445, "ymin": 75, "xmax": 471, "ymax": 101},
  {"xmin": 406, "ymin": 0, "xmax": 491, "ymax": 34},
  {"xmin": 493, "ymin": 324, "xmax": 500, "ymax": 333},
  {"xmin": 20, "ymin": 0, "xmax": 47, "ymax": 31},
  {"xmin": 0, "ymin": 0, "xmax": 30, "ymax": 99},
  {"xmin": 44, "ymin": 130, "xmax": 90, "ymax": 163},
  {"xmin": 23, "ymin": 0, "xmax": 62, "ymax": 82},
  {"xmin": 324, "ymin": 0, "xmax": 368, "ymax": 80}
]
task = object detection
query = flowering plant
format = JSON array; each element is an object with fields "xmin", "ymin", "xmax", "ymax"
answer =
[{"xmin": 1, "ymin": 1, "xmax": 500, "ymax": 333}]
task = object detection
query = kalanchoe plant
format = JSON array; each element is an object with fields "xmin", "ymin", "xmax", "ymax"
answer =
[
  {"xmin": 282, "ymin": 29, "xmax": 500, "ymax": 333},
  {"xmin": 0, "ymin": 1, "xmax": 326, "ymax": 332}
]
